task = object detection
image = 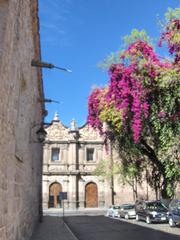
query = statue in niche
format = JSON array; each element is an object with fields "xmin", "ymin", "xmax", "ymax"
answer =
[{"xmin": 70, "ymin": 119, "xmax": 78, "ymax": 131}]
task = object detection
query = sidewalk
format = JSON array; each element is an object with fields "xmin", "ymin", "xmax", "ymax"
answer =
[
  {"xmin": 30, "ymin": 216, "xmax": 75, "ymax": 240},
  {"xmin": 31, "ymin": 208, "xmax": 107, "ymax": 240},
  {"xmin": 43, "ymin": 208, "xmax": 107, "ymax": 217}
]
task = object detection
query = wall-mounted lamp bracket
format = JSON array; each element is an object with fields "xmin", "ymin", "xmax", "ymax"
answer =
[
  {"xmin": 30, "ymin": 123, "xmax": 47, "ymax": 143},
  {"xmin": 38, "ymin": 98, "xmax": 60, "ymax": 104},
  {"xmin": 31, "ymin": 59, "xmax": 72, "ymax": 72}
]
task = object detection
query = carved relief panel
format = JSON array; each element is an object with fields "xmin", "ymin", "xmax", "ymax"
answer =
[
  {"xmin": 79, "ymin": 124, "xmax": 102, "ymax": 141},
  {"xmin": 45, "ymin": 121, "xmax": 69, "ymax": 141}
]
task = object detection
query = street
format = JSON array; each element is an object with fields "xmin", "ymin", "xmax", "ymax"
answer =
[{"xmin": 64, "ymin": 216, "xmax": 180, "ymax": 240}]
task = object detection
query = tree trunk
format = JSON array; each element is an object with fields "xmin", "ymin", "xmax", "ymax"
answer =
[{"xmin": 140, "ymin": 139, "xmax": 170, "ymax": 199}]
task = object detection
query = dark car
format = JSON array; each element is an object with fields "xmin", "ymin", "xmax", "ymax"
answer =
[
  {"xmin": 135, "ymin": 200, "xmax": 168, "ymax": 224},
  {"xmin": 168, "ymin": 198, "xmax": 180, "ymax": 227},
  {"xmin": 118, "ymin": 204, "xmax": 136, "ymax": 219}
]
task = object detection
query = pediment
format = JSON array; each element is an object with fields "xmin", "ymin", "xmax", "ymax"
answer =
[
  {"xmin": 45, "ymin": 121, "xmax": 69, "ymax": 141},
  {"xmin": 79, "ymin": 124, "xmax": 103, "ymax": 141}
]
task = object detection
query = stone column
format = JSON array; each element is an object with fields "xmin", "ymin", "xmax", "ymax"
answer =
[
  {"xmin": 78, "ymin": 179, "xmax": 85, "ymax": 208},
  {"xmin": 63, "ymin": 178, "xmax": 69, "ymax": 208},
  {"xmin": 79, "ymin": 145, "xmax": 85, "ymax": 171},
  {"xmin": 98, "ymin": 178, "xmax": 105, "ymax": 208},
  {"xmin": 68, "ymin": 175, "xmax": 77, "ymax": 209},
  {"xmin": 42, "ymin": 177, "xmax": 49, "ymax": 209},
  {"xmin": 68, "ymin": 141, "xmax": 77, "ymax": 171}
]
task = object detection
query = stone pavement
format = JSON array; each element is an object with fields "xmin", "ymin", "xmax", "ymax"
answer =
[
  {"xmin": 43, "ymin": 208, "xmax": 107, "ymax": 217},
  {"xmin": 30, "ymin": 209, "xmax": 106, "ymax": 240},
  {"xmin": 30, "ymin": 216, "xmax": 75, "ymax": 240}
]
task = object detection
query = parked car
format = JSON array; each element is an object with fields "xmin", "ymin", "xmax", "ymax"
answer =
[
  {"xmin": 106, "ymin": 205, "xmax": 121, "ymax": 218},
  {"xmin": 118, "ymin": 204, "xmax": 136, "ymax": 219},
  {"xmin": 168, "ymin": 198, "xmax": 180, "ymax": 227},
  {"xmin": 135, "ymin": 200, "xmax": 168, "ymax": 224}
]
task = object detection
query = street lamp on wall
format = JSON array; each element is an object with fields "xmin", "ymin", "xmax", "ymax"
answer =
[
  {"xmin": 31, "ymin": 123, "xmax": 47, "ymax": 143},
  {"xmin": 79, "ymin": 175, "xmax": 85, "ymax": 183},
  {"xmin": 36, "ymin": 125, "xmax": 47, "ymax": 143},
  {"xmin": 38, "ymin": 98, "xmax": 60, "ymax": 104},
  {"xmin": 31, "ymin": 59, "xmax": 72, "ymax": 73}
]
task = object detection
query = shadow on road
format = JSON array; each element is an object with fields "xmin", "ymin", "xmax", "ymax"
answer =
[{"xmin": 64, "ymin": 215, "xmax": 180, "ymax": 240}]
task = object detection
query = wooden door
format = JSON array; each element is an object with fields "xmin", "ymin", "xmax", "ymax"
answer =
[
  {"xmin": 49, "ymin": 183, "xmax": 62, "ymax": 208},
  {"xmin": 85, "ymin": 182, "xmax": 98, "ymax": 208}
]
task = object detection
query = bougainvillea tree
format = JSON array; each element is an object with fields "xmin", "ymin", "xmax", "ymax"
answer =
[{"xmin": 87, "ymin": 14, "xmax": 180, "ymax": 198}]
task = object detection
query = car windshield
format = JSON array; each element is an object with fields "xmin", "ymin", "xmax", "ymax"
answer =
[
  {"xmin": 170, "ymin": 200, "xmax": 180, "ymax": 209},
  {"xmin": 123, "ymin": 205, "xmax": 135, "ymax": 210},
  {"xmin": 113, "ymin": 206, "xmax": 121, "ymax": 209},
  {"xmin": 146, "ymin": 202, "xmax": 166, "ymax": 210}
]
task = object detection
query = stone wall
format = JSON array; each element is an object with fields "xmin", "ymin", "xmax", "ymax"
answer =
[{"xmin": 0, "ymin": 1, "xmax": 44, "ymax": 240}]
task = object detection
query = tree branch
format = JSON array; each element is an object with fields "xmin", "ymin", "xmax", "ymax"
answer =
[{"xmin": 140, "ymin": 139, "xmax": 165, "ymax": 174}]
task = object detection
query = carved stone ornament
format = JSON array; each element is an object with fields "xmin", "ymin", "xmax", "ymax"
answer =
[
  {"xmin": 79, "ymin": 124, "xmax": 102, "ymax": 141},
  {"xmin": 45, "ymin": 121, "xmax": 69, "ymax": 141}
]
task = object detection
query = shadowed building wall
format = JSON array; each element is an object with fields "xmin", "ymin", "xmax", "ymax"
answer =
[{"xmin": 0, "ymin": 1, "xmax": 44, "ymax": 239}]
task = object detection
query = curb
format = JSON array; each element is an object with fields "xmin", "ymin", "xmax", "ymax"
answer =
[{"xmin": 63, "ymin": 219, "xmax": 79, "ymax": 240}]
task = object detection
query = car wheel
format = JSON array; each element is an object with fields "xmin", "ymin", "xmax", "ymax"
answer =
[
  {"xmin": 136, "ymin": 214, "xmax": 140, "ymax": 221},
  {"xmin": 169, "ymin": 218, "xmax": 176, "ymax": 227},
  {"xmin": 125, "ymin": 214, "xmax": 129, "ymax": 220},
  {"xmin": 146, "ymin": 216, "xmax": 151, "ymax": 224}
]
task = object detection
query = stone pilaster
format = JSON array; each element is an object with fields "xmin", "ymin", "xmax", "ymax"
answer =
[
  {"xmin": 78, "ymin": 179, "xmax": 85, "ymax": 208},
  {"xmin": 42, "ymin": 178, "xmax": 49, "ymax": 210},
  {"xmin": 98, "ymin": 178, "xmax": 105, "ymax": 207},
  {"xmin": 68, "ymin": 175, "xmax": 77, "ymax": 209}
]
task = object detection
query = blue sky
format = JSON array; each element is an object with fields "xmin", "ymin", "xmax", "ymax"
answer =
[{"xmin": 39, "ymin": 0, "xmax": 179, "ymax": 127}]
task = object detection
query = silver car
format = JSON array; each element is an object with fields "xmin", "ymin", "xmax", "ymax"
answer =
[
  {"xmin": 106, "ymin": 205, "xmax": 121, "ymax": 218},
  {"xmin": 118, "ymin": 204, "xmax": 136, "ymax": 219}
]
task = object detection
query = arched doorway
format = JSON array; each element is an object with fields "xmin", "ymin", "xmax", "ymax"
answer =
[
  {"xmin": 85, "ymin": 182, "xmax": 98, "ymax": 208},
  {"xmin": 49, "ymin": 182, "xmax": 62, "ymax": 208}
]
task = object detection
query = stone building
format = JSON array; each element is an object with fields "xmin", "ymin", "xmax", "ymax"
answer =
[
  {"xmin": 43, "ymin": 113, "xmax": 155, "ymax": 210},
  {"xmin": 43, "ymin": 114, "xmax": 109, "ymax": 209},
  {"xmin": 0, "ymin": 1, "xmax": 45, "ymax": 239}
]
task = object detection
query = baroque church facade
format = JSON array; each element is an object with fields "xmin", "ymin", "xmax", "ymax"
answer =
[
  {"xmin": 42, "ymin": 113, "xmax": 154, "ymax": 209},
  {"xmin": 43, "ymin": 113, "xmax": 112, "ymax": 209}
]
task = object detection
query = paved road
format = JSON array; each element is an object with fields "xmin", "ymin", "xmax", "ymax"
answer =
[{"xmin": 65, "ymin": 216, "xmax": 180, "ymax": 240}]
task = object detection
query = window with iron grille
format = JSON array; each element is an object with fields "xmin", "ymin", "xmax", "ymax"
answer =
[
  {"xmin": 51, "ymin": 148, "xmax": 60, "ymax": 161},
  {"xmin": 86, "ymin": 148, "xmax": 94, "ymax": 161}
]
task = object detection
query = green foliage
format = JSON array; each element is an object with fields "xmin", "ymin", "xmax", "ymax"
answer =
[
  {"xmin": 123, "ymin": 29, "xmax": 152, "ymax": 47},
  {"xmin": 161, "ymin": 136, "xmax": 180, "ymax": 197},
  {"xmin": 93, "ymin": 7, "xmax": 180, "ymax": 198},
  {"xmin": 157, "ymin": 7, "xmax": 180, "ymax": 29},
  {"xmin": 97, "ymin": 29, "xmax": 151, "ymax": 69},
  {"xmin": 99, "ymin": 104, "xmax": 123, "ymax": 132},
  {"xmin": 93, "ymin": 158, "xmax": 110, "ymax": 177},
  {"xmin": 120, "ymin": 163, "xmax": 138, "ymax": 185},
  {"xmin": 97, "ymin": 51, "xmax": 122, "ymax": 69},
  {"xmin": 165, "ymin": 7, "xmax": 180, "ymax": 21},
  {"xmin": 93, "ymin": 157, "xmax": 120, "ymax": 178}
]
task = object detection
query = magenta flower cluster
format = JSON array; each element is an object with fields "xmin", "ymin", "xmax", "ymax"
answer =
[
  {"xmin": 107, "ymin": 55, "xmax": 150, "ymax": 142},
  {"xmin": 87, "ymin": 21, "xmax": 179, "ymax": 143},
  {"xmin": 87, "ymin": 88, "xmax": 104, "ymax": 134},
  {"xmin": 159, "ymin": 19, "xmax": 180, "ymax": 64}
]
